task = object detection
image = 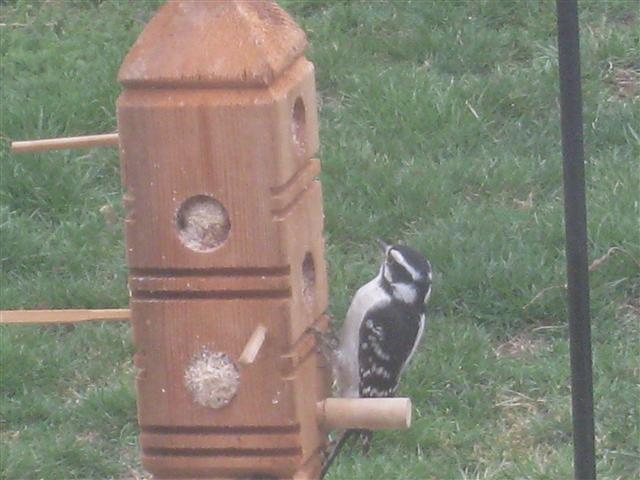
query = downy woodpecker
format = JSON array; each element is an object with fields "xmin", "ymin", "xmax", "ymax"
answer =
[{"xmin": 322, "ymin": 241, "xmax": 432, "ymax": 476}]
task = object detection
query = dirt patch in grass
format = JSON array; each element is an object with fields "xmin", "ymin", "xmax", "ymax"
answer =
[
  {"xmin": 75, "ymin": 431, "xmax": 100, "ymax": 444},
  {"xmin": 0, "ymin": 429, "xmax": 21, "ymax": 443},
  {"xmin": 608, "ymin": 67, "xmax": 639, "ymax": 100},
  {"xmin": 621, "ymin": 295, "xmax": 640, "ymax": 316},
  {"xmin": 118, "ymin": 447, "xmax": 150, "ymax": 480},
  {"xmin": 616, "ymin": 296, "xmax": 640, "ymax": 342},
  {"xmin": 495, "ymin": 387, "xmax": 550, "ymax": 457},
  {"xmin": 494, "ymin": 334, "xmax": 549, "ymax": 358},
  {"xmin": 119, "ymin": 468, "xmax": 152, "ymax": 480}
]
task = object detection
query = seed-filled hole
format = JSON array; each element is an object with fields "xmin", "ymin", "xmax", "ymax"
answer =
[
  {"xmin": 291, "ymin": 97, "xmax": 306, "ymax": 157},
  {"xmin": 176, "ymin": 195, "xmax": 230, "ymax": 252},
  {"xmin": 302, "ymin": 252, "xmax": 316, "ymax": 310},
  {"xmin": 184, "ymin": 348, "xmax": 240, "ymax": 409}
]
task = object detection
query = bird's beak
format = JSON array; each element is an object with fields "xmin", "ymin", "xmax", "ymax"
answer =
[{"xmin": 376, "ymin": 238, "xmax": 390, "ymax": 251}]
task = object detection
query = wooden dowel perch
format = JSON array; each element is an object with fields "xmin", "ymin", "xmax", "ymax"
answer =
[
  {"xmin": 238, "ymin": 324, "xmax": 267, "ymax": 365},
  {"xmin": 0, "ymin": 309, "xmax": 130, "ymax": 325},
  {"xmin": 317, "ymin": 398, "xmax": 412, "ymax": 431},
  {"xmin": 11, "ymin": 133, "xmax": 119, "ymax": 153}
]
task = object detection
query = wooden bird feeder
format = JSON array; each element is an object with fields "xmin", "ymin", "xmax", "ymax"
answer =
[{"xmin": 4, "ymin": 2, "xmax": 412, "ymax": 478}]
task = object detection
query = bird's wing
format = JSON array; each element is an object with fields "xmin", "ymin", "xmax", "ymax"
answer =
[{"xmin": 358, "ymin": 303, "xmax": 422, "ymax": 397}]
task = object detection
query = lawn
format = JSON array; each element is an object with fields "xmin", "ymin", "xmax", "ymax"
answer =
[{"xmin": 1, "ymin": 1, "xmax": 638, "ymax": 479}]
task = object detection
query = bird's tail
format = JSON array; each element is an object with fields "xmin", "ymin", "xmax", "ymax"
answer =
[{"xmin": 320, "ymin": 429, "xmax": 371, "ymax": 479}]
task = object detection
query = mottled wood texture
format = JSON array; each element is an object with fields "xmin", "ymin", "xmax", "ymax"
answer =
[{"xmin": 117, "ymin": 1, "xmax": 330, "ymax": 477}]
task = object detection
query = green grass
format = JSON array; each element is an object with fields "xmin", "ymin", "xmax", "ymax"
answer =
[{"xmin": 1, "ymin": 0, "xmax": 638, "ymax": 478}]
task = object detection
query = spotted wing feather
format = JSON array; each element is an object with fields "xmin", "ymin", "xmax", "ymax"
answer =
[{"xmin": 358, "ymin": 302, "xmax": 424, "ymax": 398}]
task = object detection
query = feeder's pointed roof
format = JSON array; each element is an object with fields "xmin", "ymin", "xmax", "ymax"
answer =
[{"xmin": 118, "ymin": 0, "xmax": 307, "ymax": 88}]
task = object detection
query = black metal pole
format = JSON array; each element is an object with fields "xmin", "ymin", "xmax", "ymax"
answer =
[{"xmin": 556, "ymin": 1, "xmax": 596, "ymax": 479}]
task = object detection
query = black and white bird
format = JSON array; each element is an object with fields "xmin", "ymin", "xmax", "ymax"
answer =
[{"xmin": 321, "ymin": 240, "xmax": 432, "ymax": 476}]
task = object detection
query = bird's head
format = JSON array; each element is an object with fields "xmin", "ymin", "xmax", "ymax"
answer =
[{"xmin": 377, "ymin": 239, "xmax": 432, "ymax": 306}]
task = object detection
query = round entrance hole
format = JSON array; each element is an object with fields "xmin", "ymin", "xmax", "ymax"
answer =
[
  {"xmin": 302, "ymin": 252, "xmax": 316, "ymax": 310},
  {"xmin": 291, "ymin": 97, "xmax": 306, "ymax": 157},
  {"xmin": 176, "ymin": 195, "xmax": 230, "ymax": 252},
  {"xmin": 184, "ymin": 348, "xmax": 240, "ymax": 409}
]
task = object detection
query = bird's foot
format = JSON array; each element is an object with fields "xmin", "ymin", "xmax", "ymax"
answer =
[{"xmin": 306, "ymin": 325, "xmax": 339, "ymax": 352}]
